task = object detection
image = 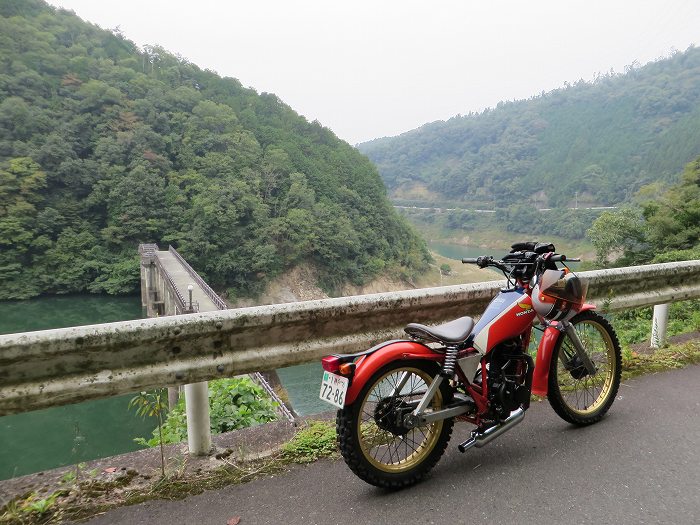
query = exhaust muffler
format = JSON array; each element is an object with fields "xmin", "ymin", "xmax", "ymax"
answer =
[{"xmin": 458, "ymin": 407, "xmax": 525, "ymax": 453}]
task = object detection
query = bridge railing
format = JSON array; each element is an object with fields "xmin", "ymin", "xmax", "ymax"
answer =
[
  {"xmin": 169, "ymin": 246, "xmax": 228, "ymax": 310},
  {"xmin": 1, "ymin": 260, "xmax": 700, "ymax": 417}
]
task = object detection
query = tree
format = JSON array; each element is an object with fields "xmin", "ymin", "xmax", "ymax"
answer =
[{"xmin": 587, "ymin": 208, "xmax": 647, "ymax": 266}]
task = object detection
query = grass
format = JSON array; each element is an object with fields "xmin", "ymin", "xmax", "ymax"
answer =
[
  {"xmin": 280, "ymin": 420, "xmax": 338, "ymax": 463},
  {"xmin": 621, "ymin": 340, "xmax": 700, "ymax": 381},
  {"xmin": 414, "ymin": 251, "xmax": 499, "ymax": 288}
]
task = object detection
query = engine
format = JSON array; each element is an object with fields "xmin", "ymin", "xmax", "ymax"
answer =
[{"xmin": 487, "ymin": 339, "xmax": 534, "ymax": 419}]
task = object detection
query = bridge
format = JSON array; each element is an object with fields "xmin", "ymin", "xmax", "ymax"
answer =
[
  {"xmin": 139, "ymin": 243, "xmax": 294, "ymax": 453},
  {"xmin": 1, "ymin": 253, "xmax": 699, "ymax": 459},
  {"xmin": 139, "ymin": 244, "xmax": 227, "ymax": 316}
]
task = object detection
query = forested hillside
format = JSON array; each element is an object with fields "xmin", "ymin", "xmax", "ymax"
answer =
[
  {"xmin": 360, "ymin": 47, "xmax": 700, "ymax": 208},
  {"xmin": 0, "ymin": 0, "xmax": 430, "ymax": 300},
  {"xmin": 588, "ymin": 155, "xmax": 700, "ymax": 267}
]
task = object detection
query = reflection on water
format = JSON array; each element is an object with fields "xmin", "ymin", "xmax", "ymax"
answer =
[{"xmin": 0, "ymin": 295, "xmax": 157, "ymax": 480}]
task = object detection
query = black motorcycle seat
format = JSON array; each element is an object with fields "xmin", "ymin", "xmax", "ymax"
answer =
[{"xmin": 404, "ymin": 316, "xmax": 475, "ymax": 344}]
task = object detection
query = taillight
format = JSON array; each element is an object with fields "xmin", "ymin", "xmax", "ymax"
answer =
[
  {"xmin": 321, "ymin": 355, "xmax": 341, "ymax": 373},
  {"xmin": 321, "ymin": 356, "xmax": 356, "ymax": 377}
]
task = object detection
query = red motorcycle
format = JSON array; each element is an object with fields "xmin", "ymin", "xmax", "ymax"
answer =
[{"xmin": 319, "ymin": 242, "xmax": 621, "ymax": 488}]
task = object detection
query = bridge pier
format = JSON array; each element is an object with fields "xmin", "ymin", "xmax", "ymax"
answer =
[{"xmin": 140, "ymin": 243, "xmax": 216, "ymax": 455}]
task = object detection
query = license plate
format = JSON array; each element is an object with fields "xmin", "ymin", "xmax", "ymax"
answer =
[{"xmin": 319, "ymin": 371, "xmax": 349, "ymax": 409}]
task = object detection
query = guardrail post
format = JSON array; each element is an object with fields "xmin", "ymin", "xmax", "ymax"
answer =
[
  {"xmin": 184, "ymin": 382, "xmax": 212, "ymax": 455},
  {"xmin": 650, "ymin": 303, "xmax": 670, "ymax": 348},
  {"xmin": 167, "ymin": 386, "xmax": 180, "ymax": 409}
]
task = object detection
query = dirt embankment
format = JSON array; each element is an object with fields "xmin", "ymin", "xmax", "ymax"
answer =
[{"xmin": 228, "ymin": 257, "xmax": 498, "ymax": 308}]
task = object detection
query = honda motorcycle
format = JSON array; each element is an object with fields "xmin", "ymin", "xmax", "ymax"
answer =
[{"xmin": 319, "ymin": 241, "xmax": 621, "ymax": 488}]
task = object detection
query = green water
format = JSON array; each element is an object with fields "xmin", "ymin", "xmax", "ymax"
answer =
[
  {"xmin": 277, "ymin": 362, "xmax": 329, "ymax": 417},
  {"xmin": 428, "ymin": 241, "xmax": 496, "ymax": 261},
  {"xmin": 0, "ymin": 295, "xmax": 157, "ymax": 480}
]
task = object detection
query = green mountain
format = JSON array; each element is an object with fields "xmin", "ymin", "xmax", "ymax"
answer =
[
  {"xmin": 0, "ymin": 0, "xmax": 430, "ymax": 300},
  {"xmin": 359, "ymin": 47, "xmax": 700, "ymax": 208}
]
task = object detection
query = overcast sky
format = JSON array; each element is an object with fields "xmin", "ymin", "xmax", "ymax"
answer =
[{"xmin": 47, "ymin": 0, "xmax": 700, "ymax": 145}]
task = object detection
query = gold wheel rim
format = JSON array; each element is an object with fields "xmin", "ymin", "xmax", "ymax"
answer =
[
  {"xmin": 357, "ymin": 367, "xmax": 443, "ymax": 473},
  {"xmin": 555, "ymin": 319, "xmax": 616, "ymax": 415}
]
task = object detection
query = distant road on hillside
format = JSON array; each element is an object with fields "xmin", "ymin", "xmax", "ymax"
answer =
[{"xmin": 393, "ymin": 205, "xmax": 618, "ymax": 213}]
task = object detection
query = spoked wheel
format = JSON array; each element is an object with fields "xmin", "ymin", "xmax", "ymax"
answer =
[
  {"xmin": 337, "ymin": 360, "xmax": 453, "ymax": 488},
  {"xmin": 548, "ymin": 310, "xmax": 622, "ymax": 425}
]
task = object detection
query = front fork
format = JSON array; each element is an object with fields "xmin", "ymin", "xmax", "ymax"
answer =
[{"xmin": 561, "ymin": 320, "xmax": 597, "ymax": 375}]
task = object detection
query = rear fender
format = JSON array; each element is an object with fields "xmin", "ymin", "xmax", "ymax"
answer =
[
  {"xmin": 531, "ymin": 303, "xmax": 596, "ymax": 397},
  {"xmin": 344, "ymin": 341, "xmax": 441, "ymax": 405}
]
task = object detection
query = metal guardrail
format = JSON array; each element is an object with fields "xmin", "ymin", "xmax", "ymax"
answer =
[
  {"xmin": 2, "ymin": 260, "xmax": 700, "ymax": 416},
  {"xmin": 169, "ymin": 246, "xmax": 228, "ymax": 310}
]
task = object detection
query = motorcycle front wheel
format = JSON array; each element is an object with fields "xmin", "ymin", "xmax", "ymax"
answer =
[
  {"xmin": 547, "ymin": 310, "xmax": 622, "ymax": 425},
  {"xmin": 337, "ymin": 360, "xmax": 454, "ymax": 488}
]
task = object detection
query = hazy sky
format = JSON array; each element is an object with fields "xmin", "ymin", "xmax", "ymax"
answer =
[{"xmin": 47, "ymin": 1, "xmax": 700, "ymax": 144}]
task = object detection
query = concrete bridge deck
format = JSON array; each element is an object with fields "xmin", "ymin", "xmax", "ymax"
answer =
[{"xmin": 154, "ymin": 250, "xmax": 220, "ymax": 313}]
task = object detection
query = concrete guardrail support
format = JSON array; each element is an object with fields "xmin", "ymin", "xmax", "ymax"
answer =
[
  {"xmin": 650, "ymin": 303, "xmax": 670, "ymax": 348},
  {"xmin": 184, "ymin": 382, "xmax": 212, "ymax": 455}
]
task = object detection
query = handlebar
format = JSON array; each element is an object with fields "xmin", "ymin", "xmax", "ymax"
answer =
[
  {"xmin": 462, "ymin": 256, "xmax": 493, "ymax": 268},
  {"xmin": 549, "ymin": 254, "xmax": 581, "ymax": 262},
  {"xmin": 462, "ymin": 253, "xmax": 580, "ymax": 268}
]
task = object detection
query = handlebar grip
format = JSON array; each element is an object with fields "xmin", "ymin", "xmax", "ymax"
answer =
[
  {"xmin": 461, "ymin": 258, "xmax": 479, "ymax": 264},
  {"xmin": 548, "ymin": 255, "xmax": 582, "ymax": 263}
]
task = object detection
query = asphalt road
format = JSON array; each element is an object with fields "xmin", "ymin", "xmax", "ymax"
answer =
[{"xmin": 79, "ymin": 365, "xmax": 700, "ymax": 525}]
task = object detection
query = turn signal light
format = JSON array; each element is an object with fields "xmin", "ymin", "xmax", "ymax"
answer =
[{"xmin": 339, "ymin": 362, "xmax": 356, "ymax": 376}]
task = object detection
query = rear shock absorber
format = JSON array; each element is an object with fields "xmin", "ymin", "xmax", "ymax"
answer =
[{"xmin": 442, "ymin": 345, "xmax": 458, "ymax": 377}]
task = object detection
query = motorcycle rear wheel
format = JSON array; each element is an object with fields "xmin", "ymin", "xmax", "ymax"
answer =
[
  {"xmin": 547, "ymin": 311, "xmax": 622, "ymax": 425},
  {"xmin": 337, "ymin": 360, "xmax": 454, "ymax": 488}
]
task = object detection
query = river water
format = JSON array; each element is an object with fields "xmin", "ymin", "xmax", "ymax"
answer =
[{"xmin": 0, "ymin": 295, "xmax": 157, "ymax": 480}]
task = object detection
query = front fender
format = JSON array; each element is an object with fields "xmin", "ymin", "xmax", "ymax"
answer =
[
  {"xmin": 531, "ymin": 303, "xmax": 596, "ymax": 397},
  {"xmin": 532, "ymin": 325, "xmax": 560, "ymax": 397},
  {"xmin": 344, "ymin": 341, "xmax": 441, "ymax": 405}
]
